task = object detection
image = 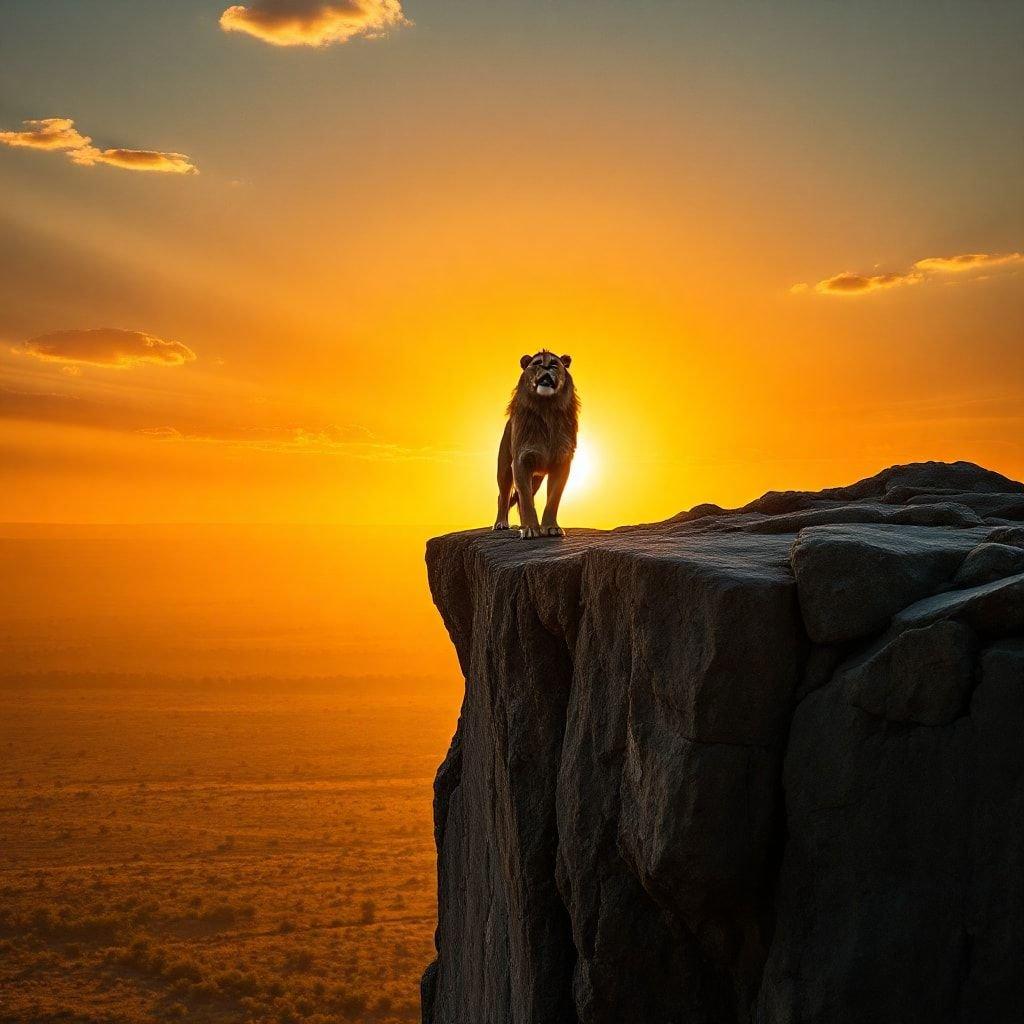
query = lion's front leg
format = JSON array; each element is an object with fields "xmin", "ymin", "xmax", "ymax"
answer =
[
  {"xmin": 540, "ymin": 458, "xmax": 571, "ymax": 537},
  {"xmin": 494, "ymin": 472, "xmax": 513, "ymax": 530},
  {"xmin": 513, "ymin": 455, "xmax": 542, "ymax": 538}
]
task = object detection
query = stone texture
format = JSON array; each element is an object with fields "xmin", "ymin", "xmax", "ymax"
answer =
[
  {"xmin": 955, "ymin": 542, "xmax": 1024, "ymax": 587},
  {"xmin": 422, "ymin": 462, "xmax": 1024, "ymax": 1024},
  {"xmin": 844, "ymin": 618, "xmax": 974, "ymax": 725},
  {"xmin": 790, "ymin": 524, "xmax": 984, "ymax": 643},
  {"xmin": 894, "ymin": 571, "xmax": 1024, "ymax": 636},
  {"xmin": 760, "ymin": 637, "xmax": 1024, "ymax": 1024},
  {"xmin": 987, "ymin": 525, "xmax": 1024, "ymax": 547}
]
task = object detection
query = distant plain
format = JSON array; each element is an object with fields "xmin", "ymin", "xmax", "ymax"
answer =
[{"xmin": 0, "ymin": 526, "xmax": 462, "ymax": 1024}]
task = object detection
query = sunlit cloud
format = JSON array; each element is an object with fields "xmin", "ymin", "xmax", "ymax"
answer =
[
  {"xmin": 0, "ymin": 117, "xmax": 197, "ymax": 174},
  {"xmin": 18, "ymin": 329, "xmax": 197, "ymax": 369},
  {"xmin": 913, "ymin": 252, "xmax": 1023, "ymax": 274},
  {"xmin": 72, "ymin": 147, "xmax": 198, "ymax": 174},
  {"xmin": 793, "ymin": 250, "xmax": 1022, "ymax": 297},
  {"xmin": 219, "ymin": 0, "xmax": 410, "ymax": 47},
  {"xmin": 0, "ymin": 117, "xmax": 89, "ymax": 152},
  {"xmin": 808, "ymin": 270, "xmax": 921, "ymax": 296}
]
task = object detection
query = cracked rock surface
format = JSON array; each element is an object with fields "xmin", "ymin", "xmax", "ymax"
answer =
[{"xmin": 420, "ymin": 461, "xmax": 1024, "ymax": 1024}]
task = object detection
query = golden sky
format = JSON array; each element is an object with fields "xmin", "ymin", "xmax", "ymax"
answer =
[{"xmin": 1, "ymin": 1, "xmax": 1022, "ymax": 527}]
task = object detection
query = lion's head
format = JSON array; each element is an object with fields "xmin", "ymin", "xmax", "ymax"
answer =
[{"xmin": 519, "ymin": 350, "xmax": 573, "ymax": 399}]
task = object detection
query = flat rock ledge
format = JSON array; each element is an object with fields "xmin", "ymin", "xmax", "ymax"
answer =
[{"xmin": 421, "ymin": 461, "xmax": 1024, "ymax": 1024}]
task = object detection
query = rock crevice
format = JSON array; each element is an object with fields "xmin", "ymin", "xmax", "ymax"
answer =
[{"xmin": 422, "ymin": 462, "xmax": 1024, "ymax": 1024}]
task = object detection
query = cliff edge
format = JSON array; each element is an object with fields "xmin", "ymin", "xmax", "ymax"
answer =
[{"xmin": 421, "ymin": 461, "xmax": 1024, "ymax": 1024}]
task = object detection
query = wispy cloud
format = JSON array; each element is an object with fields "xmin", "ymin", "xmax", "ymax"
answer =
[
  {"xmin": 0, "ymin": 381, "xmax": 464, "ymax": 463},
  {"xmin": 219, "ymin": 0, "xmax": 410, "ymax": 47},
  {"xmin": 798, "ymin": 270, "xmax": 921, "ymax": 296},
  {"xmin": 792, "ymin": 250, "xmax": 1022, "ymax": 297},
  {"xmin": 141, "ymin": 424, "xmax": 465, "ymax": 462},
  {"xmin": 913, "ymin": 252, "xmax": 1024, "ymax": 274},
  {"xmin": 0, "ymin": 117, "xmax": 197, "ymax": 174},
  {"xmin": 17, "ymin": 329, "xmax": 197, "ymax": 369},
  {"xmin": 74, "ymin": 148, "xmax": 198, "ymax": 174},
  {"xmin": 0, "ymin": 386, "xmax": 131, "ymax": 432}
]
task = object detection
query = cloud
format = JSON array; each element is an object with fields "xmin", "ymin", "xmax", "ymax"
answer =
[
  {"xmin": 142, "ymin": 423, "xmax": 464, "ymax": 462},
  {"xmin": 138, "ymin": 426, "xmax": 185, "ymax": 439},
  {"xmin": 0, "ymin": 117, "xmax": 197, "ymax": 174},
  {"xmin": 71, "ymin": 147, "xmax": 198, "ymax": 174},
  {"xmin": 0, "ymin": 117, "xmax": 90, "ymax": 152},
  {"xmin": 219, "ymin": 0, "xmax": 410, "ymax": 47},
  {"xmin": 0, "ymin": 386, "xmax": 122, "ymax": 431},
  {"xmin": 0, "ymin": 382, "xmax": 466, "ymax": 463},
  {"xmin": 18, "ymin": 329, "xmax": 197, "ymax": 369},
  {"xmin": 913, "ymin": 252, "xmax": 1024, "ymax": 274},
  {"xmin": 809, "ymin": 270, "xmax": 921, "ymax": 296},
  {"xmin": 795, "ymin": 250, "xmax": 1022, "ymax": 297}
]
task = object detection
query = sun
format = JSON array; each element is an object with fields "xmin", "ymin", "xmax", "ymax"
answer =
[{"xmin": 569, "ymin": 434, "xmax": 599, "ymax": 494}]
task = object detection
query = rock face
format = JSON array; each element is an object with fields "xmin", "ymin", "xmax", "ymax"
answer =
[{"xmin": 421, "ymin": 462, "xmax": 1024, "ymax": 1024}]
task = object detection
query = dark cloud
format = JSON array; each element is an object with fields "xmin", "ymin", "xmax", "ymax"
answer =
[
  {"xmin": 220, "ymin": 0, "xmax": 410, "ymax": 47},
  {"xmin": 794, "ymin": 251, "xmax": 1022, "ymax": 297},
  {"xmin": 0, "ymin": 117, "xmax": 197, "ymax": 174},
  {"xmin": 18, "ymin": 329, "xmax": 197, "ymax": 368}
]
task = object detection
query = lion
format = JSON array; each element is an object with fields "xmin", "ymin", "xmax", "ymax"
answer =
[{"xmin": 493, "ymin": 350, "xmax": 579, "ymax": 538}]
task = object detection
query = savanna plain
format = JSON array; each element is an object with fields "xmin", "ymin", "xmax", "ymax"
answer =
[{"xmin": 0, "ymin": 526, "xmax": 462, "ymax": 1024}]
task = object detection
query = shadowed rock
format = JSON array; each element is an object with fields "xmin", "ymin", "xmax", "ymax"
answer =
[
  {"xmin": 791, "ymin": 524, "xmax": 985, "ymax": 642},
  {"xmin": 894, "ymin": 571, "xmax": 1024, "ymax": 635},
  {"xmin": 955, "ymin": 542, "xmax": 1024, "ymax": 587},
  {"xmin": 988, "ymin": 525, "xmax": 1024, "ymax": 547},
  {"xmin": 422, "ymin": 461, "xmax": 1024, "ymax": 1024},
  {"xmin": 844, "ymin": 618, "xmax": 974, "ymax": 725}
]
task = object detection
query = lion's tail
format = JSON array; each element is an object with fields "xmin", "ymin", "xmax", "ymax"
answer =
[{"xmin": 509, "ymin": 490, "xmax": 519, "ymax": 508}]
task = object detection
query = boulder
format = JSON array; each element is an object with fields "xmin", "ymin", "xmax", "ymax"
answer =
[
  {"xmin": 954, "ymin": 542, "xmax": 1024, "ymax": 587},
  {"xmin": 814, "ymin": 460, "xmax": 1024, "ymax": 500},
  {"xmin": 895, "ymin": 572, "xmax": 1024, "ymax": 636},
  {"xmin": 986, "ymin": 525, "xmax": 1024, "ymax": 547},
  {"xmin": 790, "ymin": 524, "xmax": 983, "ymax": 643},
  {"xmin": 904, "ymin": 492, "xmax": 1024, "ymax": 519},
  {"xmin": 844, "ymin": 618, "xmax": 974, "ymax": 725}
]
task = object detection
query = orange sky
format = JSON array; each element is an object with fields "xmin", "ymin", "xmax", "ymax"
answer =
[
  {"xmin": 1, "ymin": 1, "xmax": 1022, "ymax": 528},
  {"xmin": 0, "ymin": 523, "xmax": 459, "ymax": 681}
]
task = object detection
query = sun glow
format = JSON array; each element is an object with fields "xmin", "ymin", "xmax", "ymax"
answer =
[{"xmin": 568, "ymin": 434, "xmax": 599, "ymax": 495}]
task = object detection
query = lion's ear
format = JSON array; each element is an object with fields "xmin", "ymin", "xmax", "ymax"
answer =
[
  {"xmin": 559, "ymin": 354, "xmax": 572, "ymax": 368},
  {"xmin": 520, "ymin": 354, "xmax": 532, "ymax": 370}
]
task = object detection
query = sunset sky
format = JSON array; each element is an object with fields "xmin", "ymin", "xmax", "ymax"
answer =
[{"xmin": 2, "ymin": 0, "xmax": 1022, "ymax": 528}]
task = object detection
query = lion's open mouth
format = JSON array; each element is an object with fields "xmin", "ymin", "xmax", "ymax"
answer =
[{"xmin": 536, "ymin": 372, "xmax": 556, "ymax": 392}]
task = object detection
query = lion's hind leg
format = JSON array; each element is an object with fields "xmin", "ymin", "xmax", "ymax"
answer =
[{"xmin": 494, "ymin": 422, "xmax": 514, "ymax": 530}]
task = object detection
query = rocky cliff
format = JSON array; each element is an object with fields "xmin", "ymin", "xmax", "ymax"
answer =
[{"xmin": 420, "ymin": 462, "xmax": 1024, "ymax": 1024}]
